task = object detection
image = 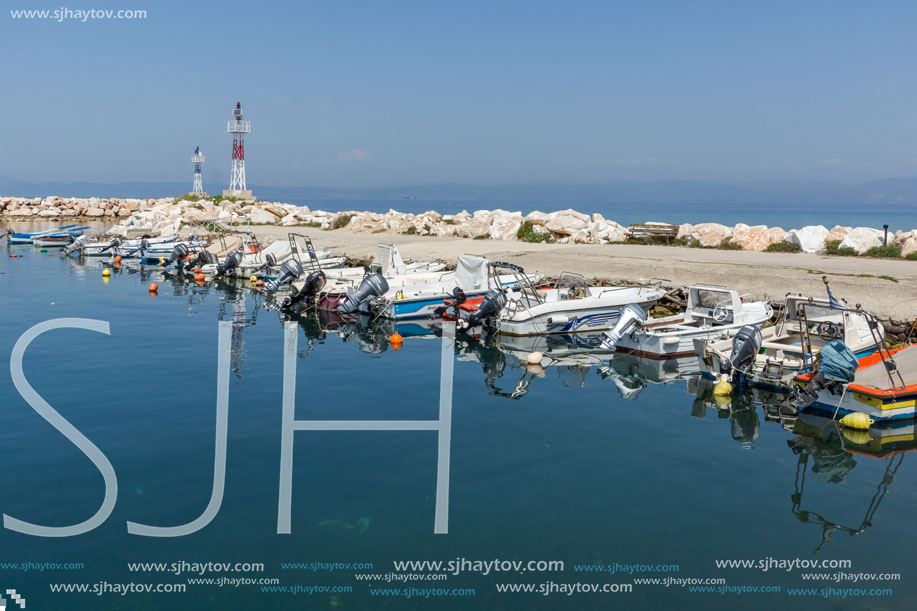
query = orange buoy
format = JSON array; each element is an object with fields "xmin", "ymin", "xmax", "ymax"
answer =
[
  {"xmin": 389, "ymin": 332, "xmax": 403, "ymax": 347},
  {"xmin": 255, "ymin": 279, "xmax": 265, "ymax": 288},
  {"xmin": 193, "ymin": 268, "xmax": 201, "ymax": 273},
  {"xmin": 115, "ymin": 255, "xmax": 122, "ymax": 263},
  {"xmin": 195, "ymin": 273, "xmax": 206, "ymax": 282},
  {"xmin": 148, "ymin": 282, "xmax": 158, "ymax": 292},
  {"xmin": 10, "ymin": 254, "xmax": 17, "ymax": 258}
]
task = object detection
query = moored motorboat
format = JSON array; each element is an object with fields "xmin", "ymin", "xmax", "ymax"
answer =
[
  {"xmin": 698, "ymin": 283, "xmax": 885, "ymax": 390},
  {"xmin": 348, "ymin": 255, "xmax": 542, "ymax": 321},
  {"xmin": 601, "ymin": 285, "xmax": 772, "ymax": 358},
  {"xmin": 476, "ymin": 267, "xmax": 667, "ymax": 337},
  {"xmin": 793, "ymin": 343, "xmax": 917, "ymax": 423},
  {"xmin": 5, "ymin": 224, "xmax": 85, "ymax": 244}
]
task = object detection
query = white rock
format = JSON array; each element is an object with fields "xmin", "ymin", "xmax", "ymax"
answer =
[
  {"xmin": 545, "ymin": 209, "xmax": 590, "ymax": 235},
  {"xmin": 839, "ymin": 227, "xmax": 885, "ymax": 254},
  {"xmin": 248, "ymin": 207, "xmax": 277, "ymax": 225},
  {"xmin": 785, "ymin": 225, "xmax": 829, "ymax": 253}
]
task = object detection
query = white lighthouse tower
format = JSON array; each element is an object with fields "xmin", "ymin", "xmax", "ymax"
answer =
[
  {"xmin": 224, "ymin": 101, "xmax": 254, "ymax": 200},
  {"xmin": 191, "ymin": 146, "xmax": 205, "ymax": 195}
]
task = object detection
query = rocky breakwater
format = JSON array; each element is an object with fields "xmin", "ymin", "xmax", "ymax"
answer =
[
  {"xmin": 4, "ymin": 196, "xmax": 917, "ymax": 256},
  {"xmin": 677, "ymin": 222, "xmax": 917, "ymax": 256},
  {"xmin": 0, "ymin": 195, "xmax": 139, "ymax": 219}
]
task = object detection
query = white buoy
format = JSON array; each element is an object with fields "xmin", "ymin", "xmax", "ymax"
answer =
[{"xmin": 526, "ymin": 351, "xmax": 544, "ymax": 365}]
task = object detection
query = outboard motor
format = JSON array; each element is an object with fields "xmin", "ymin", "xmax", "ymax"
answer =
[
  {"xmin": 791, "ymin": 340, "xmax": 858, "ymax": 409},
  {"xmin": 99, "ymin": 236, "xmax": 122, "ymax": 254},
  {"xmin": 63, "ymin": 234, "xmax": 90, "ymax": 256},
  {"xmin": 722, "ymin": 325, "xmax": 763, "ymax": 376},
  {"xmin": 464, "ymin": 289, "xmax": 507, "ymax": 327},
  {"xmin": 184, "ymin": 249, "xmax": 217, "ymax": 270},
  {"xmin": 339, "ymin": 273, "xmax": 389, "ymax": 315},
  {"xmin": 600, "ymin": 303, "xmax": 646, "ymax": 349},
  {"xmin": 160, "ymin": 242, "xmax": 190, "ymax": 267},
  {"xmin": 214, "ymin": 250, "xmax": 243, "ymax": 277},
  {"xmin": 433, "ymin": 288, "xmax": 467, "ymax": 318},
  {"xmin": 265, "ymin": 260, "xmax": 303, "ymax": 292},
  {"xmin": 282, "ymin": 270, "xmax": 326, "ymax": 310}
]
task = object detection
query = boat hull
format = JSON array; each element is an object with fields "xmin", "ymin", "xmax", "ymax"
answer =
[{"xmin": 495, "ymin": 298, "xmax": 662, "ymax": 336}]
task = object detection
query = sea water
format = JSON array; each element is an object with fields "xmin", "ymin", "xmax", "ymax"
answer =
[{"xmin": 1, "ymin": 236, "xmax": 915, "ymax": 610}]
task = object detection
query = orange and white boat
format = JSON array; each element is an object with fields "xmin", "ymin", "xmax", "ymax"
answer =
[{"xmin": 794, "ymin": 345, "xmax": 917, "ymax": 422}]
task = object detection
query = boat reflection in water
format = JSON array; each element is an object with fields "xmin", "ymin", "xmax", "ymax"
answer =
[{"xmin": 788, "ymin": 412, "xmax": 912, "ymax": 554}]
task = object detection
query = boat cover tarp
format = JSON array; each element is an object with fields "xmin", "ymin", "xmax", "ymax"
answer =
[
  {"xmin": 454, "ymin": 255, "xmax": 489, "ymax": 292},
  {"xmin": 817, "ymin": 340, "xmax": 858, "ymax": 383}
]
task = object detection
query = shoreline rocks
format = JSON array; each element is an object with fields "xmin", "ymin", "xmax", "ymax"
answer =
[{"xmin": 1, "ymin": 195, "xmax": 913, "ymax": 255}]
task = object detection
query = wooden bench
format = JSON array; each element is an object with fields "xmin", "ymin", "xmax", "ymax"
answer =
[{"xmin": 626, "ymin": 222, "xmax": 680, "ymax": 244}]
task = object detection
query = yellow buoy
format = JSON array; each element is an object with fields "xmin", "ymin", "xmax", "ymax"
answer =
[
  {"xmin": 102, "ymin": 268, "xmax": 111, "ymax": 277},
  {"xmin": 713, "ymin": 378, "xmax": 732, "ymax": 396},
  {"xmin": 249, "ymin": 275, "xmax": 258, "ymax": 283},
  {"xmin": 841, "ymin": 428, "xmax": 872, "ymax": 445},
  {"xmin": 840, "ymin": 412, "xmax": 874, "ymax": 430},
  {"xmin": 159, "ymin": 257, "xmax": 164, "ymax": 264}
]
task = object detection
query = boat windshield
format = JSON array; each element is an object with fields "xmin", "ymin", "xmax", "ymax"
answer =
[
  {"xmin": 557, "ymin": 272, "xmax": 590, "ymax": 299},
  {"xmin": 693, "ymin": 289, "xmax": 732, "ymax": 309}
]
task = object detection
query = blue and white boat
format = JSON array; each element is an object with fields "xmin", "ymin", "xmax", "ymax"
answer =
[
  {"xmin": 490, "ymin": 270, "xmax": 667, "ymax": 337},
  {"xmin": 6, "ymin": 224, "xmax": 87, "ymax": 245},
  {"xmin": 366, "ymin": 255, "xmax": 542, "ymax": 321}
]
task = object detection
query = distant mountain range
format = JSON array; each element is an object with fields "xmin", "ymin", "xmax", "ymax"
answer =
[{"xmin": 2, "ymin": 176, "xmax": 917, "ymax": 205}]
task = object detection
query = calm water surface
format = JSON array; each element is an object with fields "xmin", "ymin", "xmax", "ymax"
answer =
[{"xmin": 1, "ymin": 229, "xmax": 915, "ymax": 610}]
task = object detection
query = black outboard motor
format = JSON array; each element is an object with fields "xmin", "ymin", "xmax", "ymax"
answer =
[
  {"xmin": 183, "ymin": 249, "xmax": 217, "ymax": 270},
  {"xmin": 214, "ymin": 250, "xmax": 243, "ymax": 277},
  {"xmin": 282, "ymin": 270, "xmax": 326, "ymax": 310},
  {"xmin": 464, "ymin": 289, "xmax": 507, "ymax": 327},
  {"xmin": 791, "ymin": 340, "xmax": 858, "ymax": 409},
  {"xmin": 265, "ymin": 260, "xmax": 303, "ymax": 292},
  {"xmin": 339, "ymin": 273, "xmax": 389, "ymax": 315},
  {"xmin": 160, "ymin": 242, "xmax": 190, "ymax": 267},
  {"xmin": 433, "ymin": 287, "xmax": 467, "ymax": 317},
  {"xmin": 99, "ymin": 236, "xmax": 122, "ymax": 254},
  {"xmin": 722, "ymin": 325, "xmax": 763, "ymax": 376}
]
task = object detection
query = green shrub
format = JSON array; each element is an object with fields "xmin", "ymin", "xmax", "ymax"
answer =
[
  {"xmin": 863, "ymin": 245, "xmax": 901, "ymax": 258},
  {"xmin": 173, "ymin": 194, "xmax": 203, "ymax": 204},
  {"xmin": 718, "ymin": 238, "xmax": 742, "ymax": 250},
  {"xmin": 404, "ymin": 226, "xmax": 418, "ymax": 235},
  {"xmin": 331, "ymin": 213, "xmax": 354, "ymax": 230},
  {"xmin": 473, "ymin": 234, "xmax": 490, "ymax": 240},
  {"xmin": 516, "ymin": 221, "xmax": 553, "ymax": 243},
  {"xmin": 825, "ymin": 239, "xmax": 857, "ymax": 256},
  {"xmin": 906, "ymin": 252, "xmax": 917, "ymax": 261},
  {"xmin": 765, "ymin": 241, "xmax": 801, "ymax": 253}
]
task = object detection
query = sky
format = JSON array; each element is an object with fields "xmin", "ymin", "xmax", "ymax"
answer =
[{"xmin": 1, "ymin": 0, "xmax": 916, "ymax": 189}]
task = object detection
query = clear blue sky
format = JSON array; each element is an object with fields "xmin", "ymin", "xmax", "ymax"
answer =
[{"xmin": 2, "ymin": 0, "xmax": 916, "ymax": 188}]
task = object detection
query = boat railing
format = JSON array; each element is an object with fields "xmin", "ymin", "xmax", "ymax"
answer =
[
  {"xmin": 796, "ymin": 299, "xmax": 904, "ymax": 391},
  {"xmin": 288, "ymin": 232, "xmax": 322, "ymax": 273}
]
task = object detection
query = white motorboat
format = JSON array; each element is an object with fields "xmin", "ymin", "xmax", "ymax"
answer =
[
  {"xmin": 321, "ymin": 243, "xmax": 446, "ymax": 286},
  {"xmin": 484, "ymin": 269, "xmax": 667, "ymax": 336},
  {"xmin": 697, "ymin": 287, "xmax": 885, "ymax": 390},
  {"xmin": 602, "ymin": 285, "xmax": 772, "ymax": 358},
  {"xmin": 79, "ymin": 235, "xmax": 178, "ymax": 256},
  {"xmin": 327, "ymin": 255, "xmax": 542, "ymax": 320}
]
